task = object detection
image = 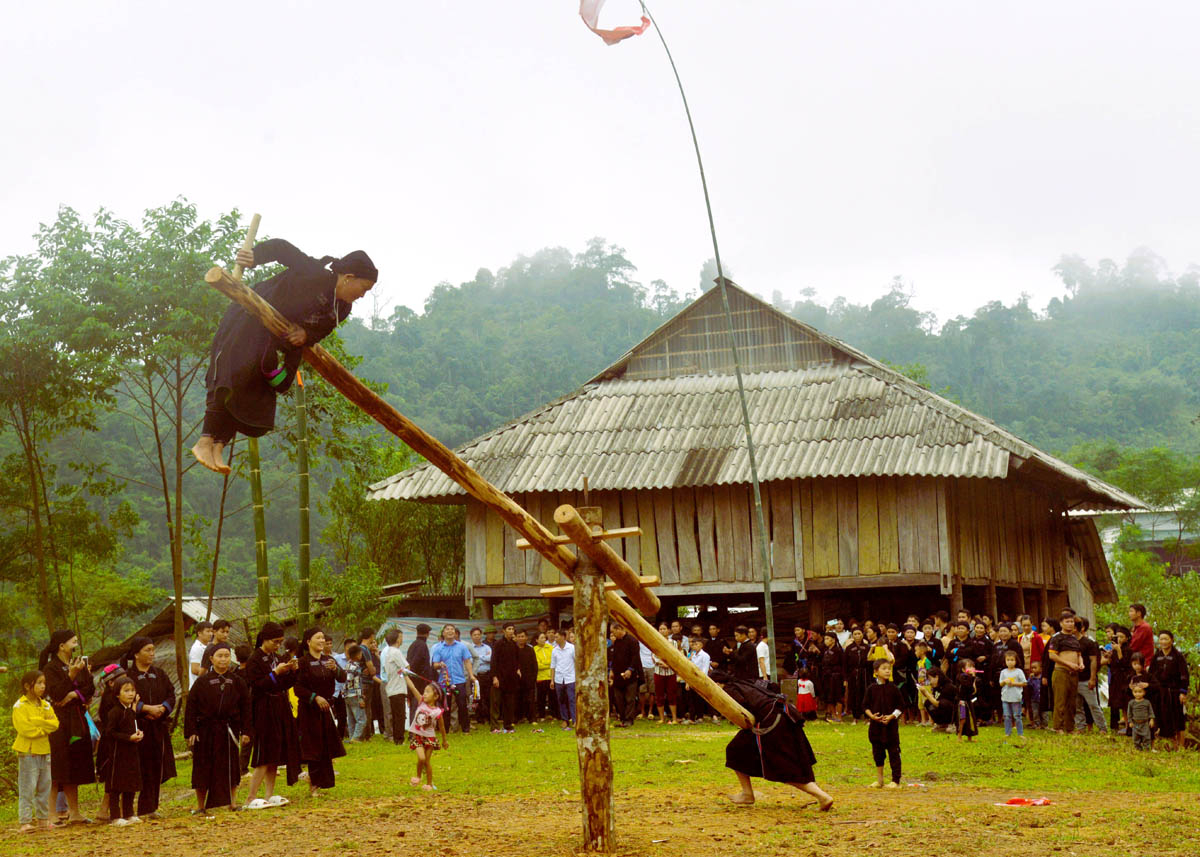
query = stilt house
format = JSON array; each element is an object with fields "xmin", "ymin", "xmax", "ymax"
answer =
[{"xmin": 368, "ymin": 284, "xmax": 1142, "ymax": 626}]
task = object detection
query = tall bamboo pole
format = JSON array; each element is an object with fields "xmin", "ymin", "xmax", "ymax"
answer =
[
  {"xmin": 296, "ymin": 371, "xmax": 311, "ymax": 626},
  {"xmin": 249, "ymin": 436, "xmax": 269, "ymax": 623},
  {"xmin": 641, "ymin": 4, "xmax": 777, "ymax": 672}
]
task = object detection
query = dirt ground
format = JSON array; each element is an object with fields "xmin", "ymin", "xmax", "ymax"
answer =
[{"xmin": 3, "ymin": 785, "xmax": 1198, "ymax": 857}]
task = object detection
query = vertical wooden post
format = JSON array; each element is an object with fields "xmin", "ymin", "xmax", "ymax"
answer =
[
  {"xmin": 1015, "ymin": 586, "xmax": 1027, "ymax": 617},
  {"xmin": 949, "ymin": 576, "xmax": 964, "ymax": 616},
  {"xmin": 808, "ymin": 592, "xmax": 825, "ymax": 632},
  {"xmin": 1038, "ymin": 586, "xmax": 1050, "ymax": 622},
  {"xmin": 480, "ymin": 599, "xmax": 495, "ymax": 621},
  {"xmin": 573, "ymin": 506, "xmax": 614, "ymax": 853},
  {"xmin": 984, "ymin": 579, "xmax": 998, "ymax": 620}
]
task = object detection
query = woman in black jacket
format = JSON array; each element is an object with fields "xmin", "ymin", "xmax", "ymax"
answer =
[
  {"xmin": 121, "ymin": 637, "xmax": 176, "ymax": 818},
  {"xmin": 1149, "ymin": 631, "xmax": 1191, "ymax": 749},
  {"xmin": 40, "ymin": 629, "xmax": 95, "ymax": 824},
  {"xmin": 193, "ymin": 238, "xmax": 377, "ymax": 473},
  {"xmin": 842, "ymin": 628, "xmax": 871, "ymax": 725},
  {"xmin": 243, "ymin": 621, "xmax": 299, "ymax": 807},
  {"xmin": 293, "ymin": 628, "xmax": 347, "ymax": 796},
  {"xmin": 186, "ymin": 643, "xmax": 251, "ymax": 814},
  {"xmin": 819, "ymin": 632, "xmax": 845, "ymax": 722}
]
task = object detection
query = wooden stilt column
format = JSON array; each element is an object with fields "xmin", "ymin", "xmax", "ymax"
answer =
[
  {"xmin": 573, "ymin": 506, "xmax": 614, "ymax": 852},
  {"xmin": 808, "ymin": 592, "xmax": 825, "ymax": 632},
  {"xmin": 949, "ymin": 576, "xmax": 964, "ymax": 616},
  {"xmin": 1015, "ymin": 586, "xmax": 1027, "ymax": 617},
  {"xmin": 985, "ymin": 579, "xmax": 998, "ymax": 621},
  {"xmin": 1038, "ymin": 587, "xmax": 1050, "ymax": 622}
]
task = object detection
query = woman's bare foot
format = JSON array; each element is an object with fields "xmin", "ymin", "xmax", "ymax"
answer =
[
  {"xmin": 192, "ymin": 436, "xmax": 219, "ymax": 472},
  {"xmin": 729, "ymin": 792, "xmax": 755, "ymax": 806},
  {"xmin": 212, "ymin": 441, "xmax": 230, "ymax": 474},
  {"xmin": 818, "ymin": 798, "xmax": 834, "ymax": 812},
  {"xmin": 409, "ymin": 776, "xmax": 421, "ymax": 787}
]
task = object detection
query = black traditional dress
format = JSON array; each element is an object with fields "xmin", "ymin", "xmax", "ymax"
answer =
[
  {"xmin": 294, "ymin": 653, "xmax": 346, "ymax": 789},
  {"xmin": 185, "ymin": 668, "xmax": 251, "ymax": 809},
  {"xmin": 245, "ymin": 648, "xmax": 297, "ymax": 768},
  {"xmin": 42, "ymin": 657, "xmax": 96, "ymax": 786},
  {"xmin": 819, "ymin": 643, "xmax": 845, "ymax": 708},
  {"xmin": 94, "ymin": 678, "xmax": 121, "ymax": 793},
  {"xmin": 1148, "ymin": 647, "xmax": 1190, "ymax": 739},
  {"xmin": 843, "ymin": 641, "xmax": 871, "ymax": 720},
  {"xmin": 887, "ymin": 640, "xmax": 914, "ymax": 712},
  {"xmin": 1106, "ymin": 643, "xmax": 1132, "ymax": 729},
  {"xmin": 720, "ymin": 677, "xmax": 817, "ymax": 784},
  {"xmin": 102, "ymin": 704, "xmax": 143, "ymax": 796},
  {"xmin": 128, "ymin": 663, "xmax": 177, "ymax": 815},
  {"xmin": 203, "ymin": 239, "xmax": 352, "ymax": 441}
]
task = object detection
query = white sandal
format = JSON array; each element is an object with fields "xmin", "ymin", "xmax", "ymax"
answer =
[
  {"xmin": 244, "ymin": 798, "xmax": 269, "ymax": 810},
  {"xmin": 265, "ymin": 795, "xmax": 289, "ymax": 807}
]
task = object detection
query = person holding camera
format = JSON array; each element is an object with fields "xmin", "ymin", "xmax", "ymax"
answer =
[
  {"xmin": 39, "ymin": 630, "xmax": 95, "ymax": 825},
  {"xmin": 243, "ymin": 622, "xmax": 299, "ymax": 809}
]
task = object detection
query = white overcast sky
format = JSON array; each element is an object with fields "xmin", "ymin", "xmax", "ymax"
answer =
[{"xmin": 3, "ymin": 1, "xmax": 1199, "ymax": 327}]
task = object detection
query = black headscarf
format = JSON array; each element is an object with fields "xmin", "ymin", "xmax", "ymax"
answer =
[
  {"xmin": 330, "ymin": 250, "xmax": 377, "ymax": 283},
  {"xmin": 300, "ymin": 627, "xmax": 324, "ymax": 653},
  {"xmin": 39, "ymin": 629, "xmax": 76, "ymax": 669},
  {"xmin": 121, "ymin": 636, "xmax": 154, "ymax": 671},
  {"xmin": 256, "ymin": 621, "xmax": 286, "ymax": 648}
]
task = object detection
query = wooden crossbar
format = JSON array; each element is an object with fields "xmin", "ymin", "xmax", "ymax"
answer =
[
  {"xmin": 555, "ymin": 505, "xmax": 660, "ymax": 616},
  {"xmin": 203, "ymin": 266, "xmax": 753, "ymax": 730},
  {"xmin": 515, "ymin": 526, "xmax": 641, "ymax": 550},
  {"xmin": 539, "ymin": 576, "xmax": 659, "ymax": 598}
]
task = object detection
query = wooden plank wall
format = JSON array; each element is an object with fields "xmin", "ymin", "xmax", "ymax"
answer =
[{"xmin": 467, "ymin": 478, "xmax": 1068, "ymax": 591}]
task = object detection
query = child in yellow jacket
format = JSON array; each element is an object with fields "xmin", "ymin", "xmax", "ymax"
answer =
[{"xmin": 12, "ymin": 670, "xmax": 59, "ymax": 832}]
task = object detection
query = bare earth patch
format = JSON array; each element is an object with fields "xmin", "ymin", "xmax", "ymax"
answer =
[{"xmin": 3, "ymin": 785, "xmax": 1198, "ymax": 857}]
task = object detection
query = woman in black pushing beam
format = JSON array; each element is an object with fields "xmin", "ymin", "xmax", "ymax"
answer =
[{"xmin": 192, "ymin": 239, "xmax": 378, "ymax": 474}]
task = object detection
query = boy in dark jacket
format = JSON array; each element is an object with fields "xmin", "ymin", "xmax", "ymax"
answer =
[{"xmin": 863, "ymin": 659, "xmax": 904, "ymax": 788}]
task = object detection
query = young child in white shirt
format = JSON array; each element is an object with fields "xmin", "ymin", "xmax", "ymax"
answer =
[
  {"xmin": 682, "ymin": 637, "xmax": 711, "ymax": 723},
  {"xmin": 998, "ymin": 650, "xmax": 1027, "ymax": 739}
]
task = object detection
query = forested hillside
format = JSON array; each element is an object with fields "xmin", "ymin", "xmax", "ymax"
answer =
[
  {"xmin": 781, "ymin": 249, "xmax": 1200, "ymax": 454},
  {"xmin": 2, "ymin": 201, "xmax": 1198, "ymax": 668}
]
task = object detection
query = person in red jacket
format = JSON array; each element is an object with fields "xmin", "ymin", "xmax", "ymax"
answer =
[{"xmin": 1127, "ymin": 603, "xmax": 1155, "ymax": 664}]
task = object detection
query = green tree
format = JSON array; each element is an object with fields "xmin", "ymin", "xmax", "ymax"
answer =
[
  {"xmin": 0, "ymin": 208, "xmax": 122, "ymax": 634},
  {"xmin": 85, "ymin": 201, "xmax": 243, "ymax": 687}
]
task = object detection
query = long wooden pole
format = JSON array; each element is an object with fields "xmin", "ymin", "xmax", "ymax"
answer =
[
  {"xmin": 555, "ymin": 504, "xmax": 660, "ymax": 617},
  {"xmin": 573, "ymin": 507, "xmax": 614, "ymax": 852},
  {"xmin": 203, "ymin": 266, "xmax": 752, "ymax": 728},
  {"xmin": 605, "ymin": 591, "xmax": 751, "ymax": 728}
]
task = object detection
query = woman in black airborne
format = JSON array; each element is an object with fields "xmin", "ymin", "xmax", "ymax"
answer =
[{"xmin": 193, "ymin": 239, "xmax": 377, "ymax": 473}]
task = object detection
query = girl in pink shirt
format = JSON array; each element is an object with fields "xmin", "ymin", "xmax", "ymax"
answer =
[{"xmin": 405, "ymin": 678, "xmax": 448, "ymax": 791}]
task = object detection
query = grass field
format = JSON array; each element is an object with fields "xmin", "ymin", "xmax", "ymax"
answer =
[{"xmin": 2, "ymin": 719, "xmax": 1198, "ymax": 856}]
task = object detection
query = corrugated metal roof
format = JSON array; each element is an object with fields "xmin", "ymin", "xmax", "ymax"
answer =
[{"xmin": 368, "ymin": 284, "xmax": 1144, "ymax": 511}]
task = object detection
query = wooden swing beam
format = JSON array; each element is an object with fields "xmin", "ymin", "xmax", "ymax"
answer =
[{"xmin": 203, "ymin": 265, "xmax": 754, "ymax": 733}]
